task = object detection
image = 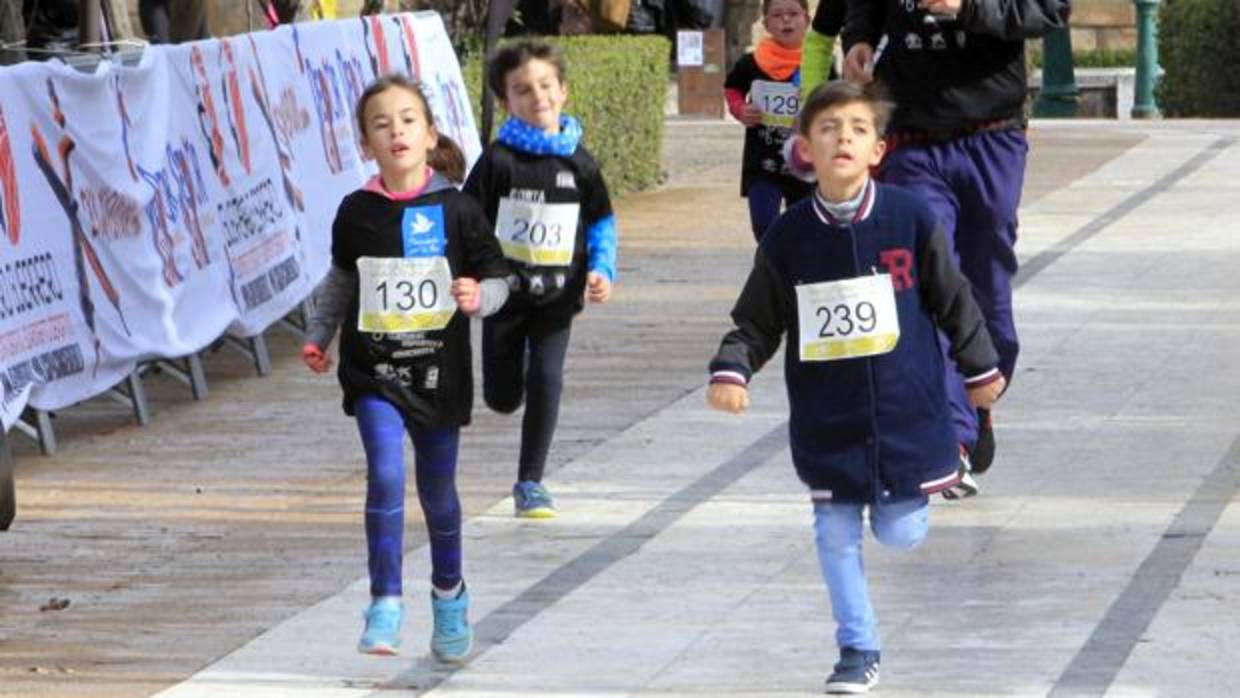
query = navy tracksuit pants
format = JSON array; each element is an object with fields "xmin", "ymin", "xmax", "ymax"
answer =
[{"xmin": 880, "ymin": 128, "xmax": 1027, "ymax": 448}]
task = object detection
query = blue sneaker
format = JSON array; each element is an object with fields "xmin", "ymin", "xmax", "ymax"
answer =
[
  {"xmin": 357, "ymin": 597, "xmax": 402, "ymax": 655},
  {"xmin": 513, "ymin": 480, "xmax": 557, "ymax": 519},
  {"xmin": 430, "ymin": 584, "xmax": 473, "ymax": 664},
  {"xmin": 825, "ymin": 647, "xmax": 880, "ymax": 694}
]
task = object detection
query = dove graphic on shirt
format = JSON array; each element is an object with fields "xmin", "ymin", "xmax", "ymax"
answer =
[
  {"xmin": 401, "ymin": 205, "xmax": 447, "ymax": 258},
  {"xmin": 410, "ymin": 211, "xmax": 435, "ymax": 234}
]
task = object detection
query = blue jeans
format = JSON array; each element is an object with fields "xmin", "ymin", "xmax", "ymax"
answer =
[
  {"xmin": 813, "ymin": 497, "xmax": 929, "ymax": 651},
  {"xmin": 355, "ymin": 395, "xmax": 462, "ymax": 597}
]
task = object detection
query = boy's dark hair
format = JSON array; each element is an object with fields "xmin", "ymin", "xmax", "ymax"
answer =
[
  {"xmin": 762, "ymin": 0, "xmax": 809, "ymax": 13},
  {"xmin": 797, "ymin": 80, "xmax": 894, "ymax": 137},
  {"xmin": 486, "ymin": 40, "xmax": 567, "ymax": 100},
  {"xmin": 354, "ymin": 74, "xmax": 466, "ymax": 183}
]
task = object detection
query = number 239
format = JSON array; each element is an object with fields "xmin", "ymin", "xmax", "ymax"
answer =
[{"xmin": 817, "ymin": 301, "xmax": 878, "ymax": 337}]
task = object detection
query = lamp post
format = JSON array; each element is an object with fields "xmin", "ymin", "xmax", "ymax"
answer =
[
  {"xmin": 1132, "ymin": 0, "xmax": 1161, "ymax": 119},
  {"xmin": 1033, "ymin": 25, "xmax": 1080, "ymax": 118}
]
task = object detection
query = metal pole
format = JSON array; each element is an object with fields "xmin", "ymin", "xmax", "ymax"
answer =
[
  {"xmin": 1032, "ymin": 25, "xmax": 1079, "ymax": 118},
  {"xmin": 481, "ymin": 0, "xmax": 517, "ymax": 143},
  {"xmin": 79, "ymin": 0, "xmax": 102, "ymax": 49},
  {"xmin": 1, "ymin": 428, "xmax": 15, "ymax": 531},
  {"xmin": 1131, "ymin": 0, "xmax": 1161, "ymax": 119}
]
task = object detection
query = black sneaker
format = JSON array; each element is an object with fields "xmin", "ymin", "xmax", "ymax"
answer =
[
  {"xmin": 971, "ymin": 408, "xmax": 995, "ymax": 475},
  {"xmin": 825, "ymin": 647, "xmax": 880, "ymax": 694}
]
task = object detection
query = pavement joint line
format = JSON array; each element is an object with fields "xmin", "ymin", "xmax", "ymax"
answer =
[
  {"xmin": 636, "ymin": 533, "xmax": 815, "ymax": 694},
  {"xmin": 388, "ymin": 420, "xmax": 791, "ymax": 696},
  {"xmin": 1018, "ymin": 134, "xmax": 1240, "ymax": 697},
  {"xmin": 1015, "ymin": 136, "xmax": 1236, "ymax": 289},
  {"xmin": 1049, "ymin": 430, "xmax": 1240, "ymax": 697}
]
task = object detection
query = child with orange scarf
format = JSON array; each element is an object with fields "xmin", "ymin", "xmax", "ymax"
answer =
[{"xmin": 724, "ymin": 0, "xmax": 811, "ymax": 242}]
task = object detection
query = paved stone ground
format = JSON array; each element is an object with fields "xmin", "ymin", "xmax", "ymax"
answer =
[{"xmin": 11, "ymin": 118, "xmax": 1235, "ymax": 698}]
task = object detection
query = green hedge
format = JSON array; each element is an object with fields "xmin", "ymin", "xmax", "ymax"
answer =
[
  {"xmin": 462, "ymin": 35, "xmax": 670, "ymax": 195},
  {"xmin": 1157, "ymin": 0, "xmax": 1240, "ymax": 116},
  {"xmin": 1029, "ymin": 48, "xmax": 1135, "ymax": 69}
]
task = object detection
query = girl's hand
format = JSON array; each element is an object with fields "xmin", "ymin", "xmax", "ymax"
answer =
[
  {"xmin": 739, "ymin": 103, "xmax": 764, "ymax": 128},
  {"xmin": 301, "ymin": 342, "xmax": 332, "ymax": 373},
  {"xmin": 586, "ymin": 272, "xmax": 612, "ymax": 304},
  {"xmin": 452, "ymin": 277, "xmax": 481, "ymax": 315},
  {"xmin": 708, "ymin": 383, "xmax": 750, "ymax": 414},
  {"xmin": 844, "ymin": 42, "xmax": 876, "ymax": 84},
  {"xmin": 967, "ymin": 375, "xmax": 1006, "ymax": 409}
]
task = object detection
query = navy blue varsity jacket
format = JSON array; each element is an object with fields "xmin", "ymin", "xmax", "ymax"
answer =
[{"xmin": 709, "ymin": 180, "xmax": 1001, "ymax": 503}]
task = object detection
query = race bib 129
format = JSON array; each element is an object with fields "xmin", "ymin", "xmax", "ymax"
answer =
[{"xmin": 751, "ymin": 80, "xmax": 800, "ymax": 128}]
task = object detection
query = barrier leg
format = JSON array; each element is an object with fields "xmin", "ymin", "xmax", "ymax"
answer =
[
  {"xmin": 219, "ymin": 333, "xmax": 272, "ymax": 377},
  {"xmin": 12, "ymin": 410, "xmax": 56, "ymax": 455},
  {"xmin": 149, "ymin": 354, "xmax": 209, "ymax": 401},
  {"xmin": 106, "ymin": 371, "xmax": 152, "ymax": 426}
]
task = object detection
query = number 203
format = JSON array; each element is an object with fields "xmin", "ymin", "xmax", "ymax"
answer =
[{"xmin": 512, "ymin": 218, "xmax": 563, "ymax": 247}]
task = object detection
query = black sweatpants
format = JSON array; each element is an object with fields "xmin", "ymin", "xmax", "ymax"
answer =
[{"xmin": 482, "ymin": 307, "xmax": 573, "ymax": 483}]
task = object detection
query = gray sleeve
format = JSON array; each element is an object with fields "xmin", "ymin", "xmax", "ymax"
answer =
[
  {"xmin": 478, "ymin": 277, "xmax": 510, "ymax": 318},
  {"xmin": 304, "ymin": 264, "xmax": 357, "ymax": 348}
]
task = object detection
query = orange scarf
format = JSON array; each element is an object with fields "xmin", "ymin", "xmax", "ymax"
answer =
[{"xmin": 754, "ymin": 38, "xmax": 802, "ymax": 82}]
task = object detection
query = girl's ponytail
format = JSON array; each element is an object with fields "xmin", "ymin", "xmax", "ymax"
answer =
[{"xmin": 429, "ymin": 133, "xmax": 466, "ymax": 183}]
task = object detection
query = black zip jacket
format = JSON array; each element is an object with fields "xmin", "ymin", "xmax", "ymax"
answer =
[{"xmin": 843, "ymin": 0, "xmax": 1069, "ymax": 132}]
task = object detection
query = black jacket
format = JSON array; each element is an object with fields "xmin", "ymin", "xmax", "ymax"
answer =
[
  {"xmin": 843, "ymin": 0, "xmax": 1069, "ymax": 132},
  {"xmin": 710, "ymin": 182, "xmax": 999, "ymax": 503},
  {"xmin": 330, "ymin": 185, "xmax": 509, "ymax": 427},
  {"xmin": 463, "ymin": 140, "xmax": 612, "ymax": 319}
]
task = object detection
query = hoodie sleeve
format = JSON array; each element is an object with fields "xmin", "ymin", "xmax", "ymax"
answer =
[
  {"xmin": 841, "ymin": 0, "xmax": 887, "ymax": 52},
  {"xmin": 709, "ymin": 247, "xmax": 788, "ymax": 384},
  {"xmin": 304, "ymin": 263, "xmax": 356, "ymax": 349},
  {"xmin": 957, "ymin": 0, "xmax": 1070, "ymax": 41},
  {"xmin": 918, "ymin": 222, "xmax": 1001, "ymax": 384},
  {"xmin": 800, "ymin": 29, "xmax": 836, "ymax": 101},
  {"xmin": 458, "ymin": 194, "xmax": 511, "ymax": 283},
  {"xmin": 581, "ymin": 156, "xmax": 618, "ymax": 282}
]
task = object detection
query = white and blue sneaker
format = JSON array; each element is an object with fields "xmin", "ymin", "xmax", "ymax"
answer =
[
  {"xmin": 430, "ymin": 584, "xmax": 473, "ymax": 664},
  {"xmin": 941, "ymin": 446, "xmax": 980, "ymax": 500},
  {"xmin": 513, "ymin": 480, "xmax": 557, "ymax": 519},
  {"xmin": 357, "ymin": 596, "xmax": 402, "ymax": 655},
  {"xmin": 825, "ymin": 647, "xmax": 880, "ymax": 694}
]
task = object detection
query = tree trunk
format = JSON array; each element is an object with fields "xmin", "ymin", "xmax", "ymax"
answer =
[
  {"xmin": 0, "ymin": 0, "xmax": 26, "ymax": 64},
  {"xmin": 169, "ymin": 0, "xmax": 208, "ymax": 41},
  {"xmin": 102, "ymin": 0, "xmax": 134, "ymax": 40},
  {"xmin": 80, "ymin": 0, "xmax": 103, "ymax": 48}
]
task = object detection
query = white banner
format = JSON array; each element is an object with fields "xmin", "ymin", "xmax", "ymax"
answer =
[{"xmin": 0, "ymin": 12, "xmax": 479, "ymax": 430}]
